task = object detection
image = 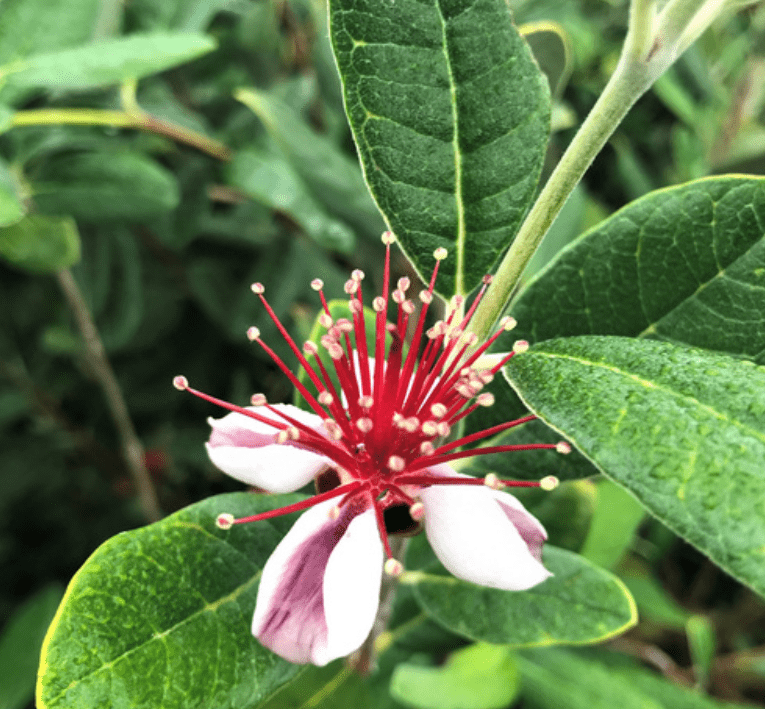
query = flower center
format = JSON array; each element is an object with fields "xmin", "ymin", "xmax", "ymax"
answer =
[{"xmin": 174, "ymin": 232, "xmax": 568, "ymax": 571}]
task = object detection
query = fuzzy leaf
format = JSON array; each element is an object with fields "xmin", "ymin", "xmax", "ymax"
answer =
[
  {"xmin": 2, "ymin": 32, "xmax": 216, "ymax": 92},
  {"xmin": 505, "ymin": 336, "xmax": 765, "ymax": 598}
]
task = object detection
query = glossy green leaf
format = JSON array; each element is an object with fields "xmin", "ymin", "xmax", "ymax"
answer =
[
  {"xmin": 0, "ymin": 585, "xmax": 63, "ymax": 709},
  {"xmin": 228, "ymin": 149, "xmax": 355, "ymax": 253},
  {"xmin": 504, "ymin": 336, "xmax": 765, "ymax": 598},
  {"xmin": 2, "ymin": 32, "xmax": 216, "ymax": 92},
  {"xmin": 390, "ymin": 643, "xmax": 520, "ymax": 709},
  {"xmin": 518, "ymin": 648, "xmax": 738, "ymax": 709},
  {"xmin": 507, "ymin": 176, "xmax": 765, "ymax": 362},
  {"xmin": 406, "ymin": 540, "xmax": 636, "ymax": 646},
  {"xmin": 0, "ymin": 215, "xmax": 80, "ymax": 273},
  {"xmin": 329, "ymin": 0, "xmax": 550, "ymax": 296},
  {"xmin": 37, "ymin": 493, "xmax": 303, "ymax": 709},
  {"xmin": 580, "ymin": 479, "xmax": 645, "ymax": 569},
  {"xmin": 32, "ymin": 152, "xmax": 179, "ymax": 221}
]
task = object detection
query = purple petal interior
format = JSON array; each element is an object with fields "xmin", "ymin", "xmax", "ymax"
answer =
[
  {"xmin": 497, "ymin": 501, "xmax": 547, "ymax": 562},
  {"xmin": 257, "ymin": 511, "xmax": 352, "ymax": 662}
]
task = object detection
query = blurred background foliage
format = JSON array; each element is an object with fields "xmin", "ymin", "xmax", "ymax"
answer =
[{"xmin": 1, "ymin": 0, "xmax": 765, "ymax": 707}]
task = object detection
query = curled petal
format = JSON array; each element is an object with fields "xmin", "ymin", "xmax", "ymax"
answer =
[
  {"xmin": 419, "ymin": 466, "xmax": 551, "ymax": 591},
  {"xmin": 252, "ymin": 497, "xmax": 383, "ymax": 665},
  {"xmin": 206, "ymin": 404, "xmax": 330, "ymax": 493}
]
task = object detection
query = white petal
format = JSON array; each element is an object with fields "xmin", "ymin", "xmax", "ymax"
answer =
[
  {"xmin": 252, "ymin": 498, "xmax": 383, "ymax": 665},
  {"xmin": 206, "ymin": 404, "xmax": 330, "ymax": 493},
  {"xmin": 419, "ymin": 467, "xmax": 551, "ymax": 591}
]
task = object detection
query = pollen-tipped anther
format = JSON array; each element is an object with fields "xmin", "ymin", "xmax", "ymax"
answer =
[
  {"xmin": 381, "ymin": 231, "xmax": 396, "ymax": 245},
  {"xmin": 476, "ymin": 393, "xmax": 495, "ymax": 407},
  {"xmin": 358, "ymin": 395, "xmax": 374, "ymax": 409},
  {"xmin": 216, "ymin": 513, "xmax": 235, "ymax": 530},
  {"xmin": 303, "ymin": 341, "xmax": 318, "ymax": 356},
  {"xmin": 356, "ymin": 417, "xmax": 373, "ymax": 433},
  {"xmin": 318, "ymin": 313, "xmax": 333, "ymax": 329},
  {"xmin": 482, "ymin": 274, "xmax": 493, "ymax": 285},
  {"xmin": 173, "ymin": 375, "xmax": 188, "ymax": 391},
  {"xmin": 433, "ymin": 247, "xmax": 448, "ymax": 261},
  {"xmin": 419, "ymin": 290, "xmax": 433, "ymax": 305},
  {"xmin": 484, "ymin": 473, "xmax": 504, "ymax": 490},
  {"xmin": 501, "ymin": 316, "xmax": 518, "ymax": 331},
  {"xmin": 318, "ymin": 391, "xmax": 334, "ymax": 406},
  {"xmin": 430, "ymin": 403, "xmax": 447, "ymax": 419},
  {"xmin": 384, "ymin": 558, "xmax": 404, "ymax": 576},
  {"xmin": 310, "ymin": 278, "xmax": 324, "ymax": 291},
  {"xmin": 556, "ymin": 442, "xmax": 572, "ymax": 455},
  {"xmin": 420, "ymin": 441, "xmax": 435, "ymax": 455},
  {"xmin": 387, "ymin": 456, "xmax": 406, "ymax": 472},
  {"xmin": 373, "ymin": 296, "xmax": 385, "ymax": 312},
  {"xmin": 251, "ymin": 393, "xmax": 267, "ymax": 406},
  {"xmin": 540, "ymin": 475, "xmax": 560, "ymax": 491},
  {"xmin": 513, "ymin": 340, "xmax": 530, "ymax": 354},
  {"xmin": 352, "ymin": 269, "xmax": 365, "ymax": 281},
  {"xmin": 397, "ymin": 277, "xmax": 410, "ymax": 291},
  {"xmin": 251, "ymin": 282, "xmax": 265, "ymax": 295},
  {"xmin": 247, "ymin": 326, "xmax": 261, "ymax": 341},
  {"xmin": 409, "ymin": 501, "xmax": 425, "ymax": 521}
]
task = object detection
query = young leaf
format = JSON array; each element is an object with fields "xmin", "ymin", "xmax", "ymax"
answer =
[
  {"xmin": 37, "ymin": 493, "xmax": 304, "ymax": 709},
  {"xmin": 390, "ymin": 643, "xmax": 520, "ymax": 709},
  {"xmin": 504, "ymin": 336, "xmax": 765, "ymax": 598},
  {"xmin": 0, "ymin": 215, "xmax": 80, "ymax": 273},
  {"xmin": 506, "ymin": 176, "xmax": 765, "ymax": 362},
  {"xmin": 329, "ymin": 0, "xmax": 550, "ymax": 296},
  {"xmin": 405, "ymin": 542, "xmax": 636, "ymax": 646},
  {"xmin": 2, "ymin": 32, "xmax": 216, "ymax": 93}
]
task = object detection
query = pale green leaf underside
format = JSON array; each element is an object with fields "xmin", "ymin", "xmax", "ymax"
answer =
[
  {"xmin": 1, "ymin": 32, "xmax": 216, "ymax": 93},
  {"xmin": 329, "ymin": 0, "xmax": 550, "ymax": 296},
  {"xmin": 507, "ymin": 176, "xmax": 765, "ymax": 362},
  {"xmin": 37, "ymin": 493, "xmax": 301, "ymax": 709},
  {"xmin": 407, "ymin": 545, "xmax": 636, "ymax": 646},
  {"xmin": 505, "ymin": 336, "xmax": 765, "ymax": 598}
]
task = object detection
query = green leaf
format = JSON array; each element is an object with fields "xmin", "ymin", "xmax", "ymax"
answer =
[
  {"xmin": 0, "ymin": 215, "xmax": 80, "ymax": 273},
  {"xmin": 0, "ymin": 585, "xmax": 63, "ymax": 709},
  {"xmin": 618, "ymin": 567, "xmax": 690, "ymax": 629},
  {"xmin": 37, "ymin": 493, "xmax": 303, "ymax": 709},
  {"xmin": 0, "ymin": 0, "xmax": 99, "ymax": 67},
  {"xmin": 32, "ymin": 152, "xmax": 179, "ymax": 221},
  {"xmin": 504, "ymin": 336, "xmax": 765, "ymax": 598},
  {"xmin": 329, "ymin": 0, "xmax": 550, "ymax": 296},
  {"xmin": 518, "ymin": 647, "xmax": 738, "ymax": 709},
  {"xmin": 228, "ymin": 149, "xmax": 355, "ymax": 253},
  {"xmin": 580, "ymin": 479, "xmax": 645, "ymax": 569},
  {"xmin": 235, "ymin": 89, "xmax": 385, "ymax": 240},
  {"xmin": 2, "ymin": 32, "xmax": 216, "ymax": 92},
  {"xmin": 507, "ymin": 176, "xmax": 765, "ymax": 362},
  {"xmin": 390, "ymin": 643, "xmax": 520, "ymax": 709},
  {"xmin": 0, "ymin": 158, "xmax": 25, "ymax": 227},
  {"xmin": 405, "ymin": 540, "xmax": 636, "ymax": 646}
]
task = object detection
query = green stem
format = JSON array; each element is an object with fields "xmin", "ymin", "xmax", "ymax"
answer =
[
  {"xmin": 469, "ymin": 0, "xmax": 685, "ymax": 340},
  {"xmin": 10, "ymin": 107, "xmax": 231, "ymax": 161}
]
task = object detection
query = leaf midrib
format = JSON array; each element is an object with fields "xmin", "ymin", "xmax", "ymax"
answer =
[{"xmin": 435, "ymin": 0, "xmax": 465, "ymax": 296}]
